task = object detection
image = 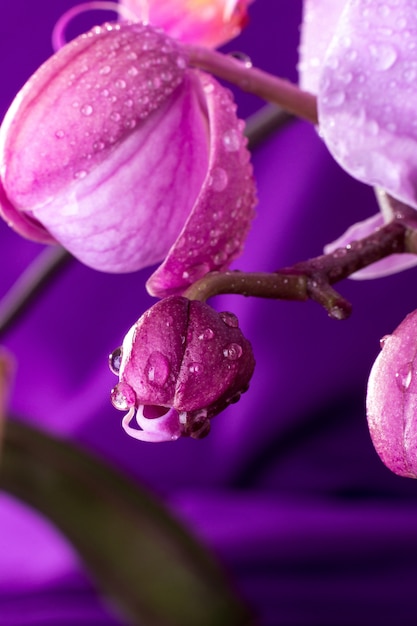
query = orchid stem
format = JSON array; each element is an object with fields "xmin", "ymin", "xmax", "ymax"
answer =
[
  {"xmin": 186, "ymin": 45, "xmax": 318, "ymax": 125},
  {"xmin": 184, "ymin": 219, "xmax": 415, "ymax": 320}
]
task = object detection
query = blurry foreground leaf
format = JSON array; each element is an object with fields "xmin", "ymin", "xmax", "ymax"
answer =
[{"xmin": 0, "ymin": 419, "xmax": 252, "ymax": 626}]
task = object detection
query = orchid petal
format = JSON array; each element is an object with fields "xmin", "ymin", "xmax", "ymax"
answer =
[
  {"xmin": 298, "ymin": 0, "xmax": 346, "ymax": 93},
  {"xmin": 120, "ymin": 0, "xmax": 252, "ymax": 47},
  {"xmin": 324, "ymin": 212, "xmax": 417, "ymax": 279},
  {"xmin": 367, "ymin": 309, "xmax": 417, "ymax": 478},
  {"xmin": 318, "ymin": 0, "xmax": 417, "ymax": 211},
  {"xmin": 0, "ymin": 23, "xmax": 210, "ymax": 272},
  {"xmin": 147, "ymin": 72, "xmax": 256, "ymax": 297}
]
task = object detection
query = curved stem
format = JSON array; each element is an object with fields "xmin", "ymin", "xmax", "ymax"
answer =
[
  {"xmin": 185, "ymin": 45, "xmax": 318, "ymax": 125},
  {"xmin": 184, "ymin": 218, "xmax": 416, "ymax": 319}
]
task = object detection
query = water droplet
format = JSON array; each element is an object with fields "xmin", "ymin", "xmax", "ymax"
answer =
[
  {"xmin": 179, "ymin": 410, "xmax": 188, "ymax": 425},
  {"xmin": 115, "ymin": 79, "xmax": 126, "ymax": 89},
  {"xmin": 189, "ymin": 362, "xmax": 203, "ymax": 374},
  {"xmin": 109, "ymin": 347, "xmax": 123, "ymax": 375},
  {"xmin": 369, "ymin": 42, "xmax": 397, "ymax": 71},
  {"xmin": 198, "ymin": 328, "xmax": 214, "ymax": 341},
  {"xmin": 55, "ymin": 129, "xmax": 65, "ymax": 139},
  {"xmin": 74, "ymin": 170, "xmax": 87, "ymax": 179},
  {"xmin": 127, "ymin": 66, "xmax": 139, "ymax": 77},
  {"xmin": 325, "ymin": 90, "xmax": 345, "ymax": 107},
  {"xmin": 228, "ymin": 51, "xmax": 252, "ymax": 68},
  {"xmin": 111, "ymin": 382, "xmax": 136, "ymax": 410},
  {"xmin": 223, "ymin": 128, "xmax": 241, "ymax": 152},
  {"xmin": 181, "ymin": 262, "xmax": 210, "ymax": 283},
  {"xmin": 99, "ymin": 65, "xmax": 112, "ymax": 75},
  {"xmin": 80, "ymin": 104, "xmax": 93, "ymax": 116},
  {"xmin": 145, "ymin": 351, "xmax": 170, "ymax": 386},
  {"xmin": 209, "ymin": 167, "xmax": 228, "ymax": 191},
  {"xmin": 220, "ymin": 311, "xmax": 239, "ymax": 328},
  {"xmin": 379, "ymin": 334, "xmax": 391, "ymax": 349},
  {"xmin": 395, "ymin": 362, "xmax": 413, "ymax": 392},
  {"xmin": 110, "ymin": 111, "xmax": 121, "ymax": 122},
  {"xmin": 223, "ymin": 343, "xmax": 243, "ymax": 360}
]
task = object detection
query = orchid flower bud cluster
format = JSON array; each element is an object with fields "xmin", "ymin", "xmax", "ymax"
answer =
[
  {"xmin": 0, "ymin": 7, "xmax": 256, "ymax": 297},
  {"xmin": 109, "ymin": 296, "xmax": 255, "ymax": 442}
]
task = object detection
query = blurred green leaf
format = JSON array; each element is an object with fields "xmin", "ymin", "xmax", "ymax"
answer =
[{"xmin": 0, "ymin": 418, "xmax": 253, "ymax": 626}]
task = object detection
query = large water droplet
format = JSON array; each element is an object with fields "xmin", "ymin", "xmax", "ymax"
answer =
[
  {"xmin": 111, "ymin": 382, "xmax": 136, "ymax": 410},
  {"xmin": 210, "ymin": 167, "xmax": 228, "ymax": 192},
  {"xmin": 369, "ymin": 42, "xmax": 397, "ymax": 70},
  {"xmin": 223, "ymin": 128, "xmax": 241, "ymax": 152},
  {"xmin": 395, "ymin": 362, "xmax": 413, "ymax": 392},
  {"xmin": 220, "ymin": 311, "xmax": 239, "ymax": 328},
  {"xmin": 145, "ymin": 351, "xmax": 170, "ymax": 386},
  {"xmin": 80, "ymin": 104, "xmax": 94, "ymax": 116},
  {"xmin": 198, "ymin": 328, "xmax": 214, "ymax": 341},
  {"xmin": 223, "ymin": 343, "xmax": 243, "ymax": 360},
  {"xmin": 189, "ymin": 362, "xmax": 203, "ymax": 374},
  {"xmin": 109, "ymin": 347, "xmax": 123, "ymax": 375},
  {"xmin": 181, "ymin": 262, "xmax": 210, "ymax": 283}
]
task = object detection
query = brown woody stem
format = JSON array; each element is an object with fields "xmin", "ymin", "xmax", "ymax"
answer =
[{"xmin": 184, "ymin": 217, "xmax": 417, "ymax": 319}]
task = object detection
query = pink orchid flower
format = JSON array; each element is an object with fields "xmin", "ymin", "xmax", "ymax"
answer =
[
  {"xmin": 299, "ymin": 0, "xmax": 417, "ymax": 278},
  {"xmin": 0, "ymin": 19, "xmax": 255, "ymax": 297},
  {"xmin": 109, "ymin": 295, "xmax": 255, "ymax": 442},
  {"xmin": 367, "ymin": 309, "xmax": 417, "ymax": 478},
  {"xmin": 120, "ymin": 0, "xmax": 252, "ymax": 48}
]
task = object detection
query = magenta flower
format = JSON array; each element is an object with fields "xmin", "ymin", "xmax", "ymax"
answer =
[
  {"xmin": 0, "ymin": 20, "xmax": 256, "ymax": 296},
  {"xmin": 367, "ymin": 309, "xmax": 417, "ymax": 478},
  {"xmin": 109, "ymin": 296, "xmax": 255, "ymax": 442},
  {"xmin": 120, "ymin": 0, "xmax": 252, "ymax": 48},
  {"xmin": 299, "ymin": 0, "xmax": 417, "ymax": 278}
]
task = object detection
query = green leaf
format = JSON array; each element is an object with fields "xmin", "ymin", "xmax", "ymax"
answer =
[{"xmin": 0, "ymin": 419, "xmax": 252, "ymax": 626}]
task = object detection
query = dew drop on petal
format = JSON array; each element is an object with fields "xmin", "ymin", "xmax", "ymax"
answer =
[
  {"xmin": 198, "ymin": 328, "xmax": 214, "ymax": 341},
  {"xmin": 379, "ymin": 335, "xmax": 391, "ymax": 349},
  {"xmin": 220, "ymin": 311, "xmax": 239, "ymax": 328},
  {"xmin": 80, "ymin": 104, "xmax": 93, "ymax": 116},
  {"xmin": 111, "ymin": 382, "xmax": 136, "ymax": 410},
  {"xmin": 223, "ymin": 343, "xmax": 243, "ymax": 360},
  {"xmin": 145, "ymin": 351, "xmax": 170, "ymax": 386},
  {"xmin": 55, "ymin": 129, "xmax": 65, "ymax": 139},
  {"xmin": 189, "ymin": 362, "xmax": 203, "ymax": 374},
  {"xmin": 109, "ymin": 346, "xmax": 123, "ymax": 375},
  {"xmin": 223, "ymin": 128, "xmax": 241, "ymax": 152},
  {"xmin": 209, "ymin": 167, "xmax": 228, "ymax": 191},
  {"xmin": 369, "ymin": 42, "xmax": 397, "ymax": 71},
  {"xmin": 395, "ymin": 362, "xmax": 413, "ymax": 392}
]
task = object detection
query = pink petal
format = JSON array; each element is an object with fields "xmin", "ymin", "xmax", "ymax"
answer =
[
  {"xmin": 318, "ymin": 0, "xmax": 417, "ymax": 210},
  {"xmin": 147, "ymin": 72, "xmax": 256, "ymax": 297},
  {"xmin": 121, "ymin": 0, "xmax": 252, "ymax": 47},
  {"xmin": 298, "ymin": 0, "xmax": 346, "ymax": 93},
  {"xmin": 324, "ymin": 212, "xmax": 417, "ymax": 279},
  {"xmin": 367, "ymin": 309, "xmax": 417, "ymax": 478}
]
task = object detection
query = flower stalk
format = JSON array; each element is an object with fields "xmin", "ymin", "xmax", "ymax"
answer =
[
  {"xmin": 186, "ymin": 45, "xmax": 319, "ymax": 124},
  {"xmin": 184, "ymin": 216, "xmax": 417, "ymax": 319}
]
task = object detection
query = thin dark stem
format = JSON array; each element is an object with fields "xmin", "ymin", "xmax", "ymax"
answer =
[
  {"xmin": 184, "ymin": 218, "xmax": 417, "ymax": 319},
  {"xmin": 0, "ymin": 246, "xmax": 71, "ymax": 337},
  {"xmin": 245, "ymin": 104, "xmax": 293, "ymax": 150}
]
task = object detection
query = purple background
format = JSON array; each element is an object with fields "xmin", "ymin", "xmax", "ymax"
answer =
[{"xmin": 2, "ymin": 1, "xmax": 417, "ymax": 624}]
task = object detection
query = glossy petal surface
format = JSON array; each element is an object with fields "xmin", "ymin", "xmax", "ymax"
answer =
[
  {"xmin": 120, "ymin": 0, "xmax": 252, "ymax": 47},
  {"xmin": 318, "ymin": 0, "xmax": 417, "ymax": 210},
  {"xmin": 367, "ymin": 309, "xmax": 417, "ymax": 478}
]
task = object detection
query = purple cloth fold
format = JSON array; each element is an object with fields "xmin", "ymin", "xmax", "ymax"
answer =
[{"xmin": 2, "ymin": 2, "xmax": 417, "ymax": 625}]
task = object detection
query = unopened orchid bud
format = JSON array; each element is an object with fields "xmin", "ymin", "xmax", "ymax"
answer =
[
  {"xmin": 0, "ymin": 21, "xmax": 256, "ymax": 295},
  {"xmin": 367, "ymin": 309, "xmax": 417, "ymax": 478},
  {"xmin": 120, "ymin": 0, "xmax": 252, "ymax": 48},
  {"xmin": 109, "ymin": 296, "xmax": 255, "ymax": 442}
]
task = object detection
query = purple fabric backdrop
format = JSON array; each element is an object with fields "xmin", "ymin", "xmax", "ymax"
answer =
[{"xmin": 2, "ymin": 1, "xmax": 417, "ymax": 625}]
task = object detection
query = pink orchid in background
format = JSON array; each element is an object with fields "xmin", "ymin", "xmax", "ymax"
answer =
[
  {"xmin": 367, "ymin": 309, "xmax": 417, "ymax": 478},
  {"xmin": 109, "ymin": 296, "xmax": 255, "ymax": 442},
  {"xmin": 0, "ymin": 13, "xmax": 256, "ymax": 297},
  {"xmin": 120, "ymin": 0, "xmax": 252, "ymax": 48},
  {"xmin": 299, "ymin": 0, "xmax": 417, "ymax": 278}
]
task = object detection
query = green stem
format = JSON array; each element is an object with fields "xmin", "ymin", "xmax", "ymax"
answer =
[{"xmin": 186, "ymin": 45, "xmax": 318, "ymax": 124}]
